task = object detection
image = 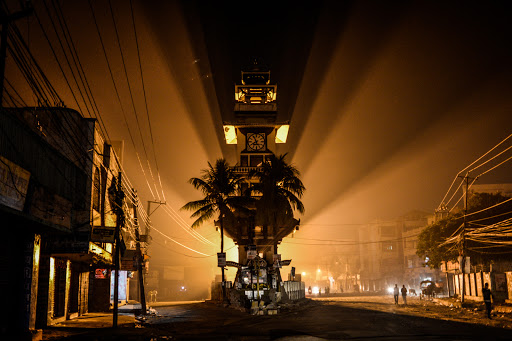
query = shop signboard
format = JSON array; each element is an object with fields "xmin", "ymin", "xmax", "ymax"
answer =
[
  {"xmin": 91, "ymin": 226, "xmax": 115, "ymax": 243},
  {"xmin": 0, "ymin": 156, "xmax": 30, "ymax": 211},
  {"xmin": 281, "ymin": 259, "xmax": 292, "ymax": 266},
  {"xmin": 247, "ymin": 245, "xmax": 257, "ymax": 260},
  {"xmin": 217, "ymin": 252, "xmax": 226, "ymax": 267},
  {"xmin": 95, "ymin": 269, "xmax": 109, "ymax": 279}
]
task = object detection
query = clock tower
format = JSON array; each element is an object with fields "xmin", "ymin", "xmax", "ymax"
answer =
[{"xmin": 221, "ymin": 61, "xmax": 299, "ymax": 302}]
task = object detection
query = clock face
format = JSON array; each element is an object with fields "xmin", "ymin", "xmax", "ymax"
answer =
[{"xmin": 247, "ymin": 133, "xmax": 266, "ymax": 151}]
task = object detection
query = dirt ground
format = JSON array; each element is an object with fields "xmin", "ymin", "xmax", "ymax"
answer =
[{"xmin": 312, "ymin": 294, "xmax": 512, "ymax": 330}]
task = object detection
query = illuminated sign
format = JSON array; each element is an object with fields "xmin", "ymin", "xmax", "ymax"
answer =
[{"xmin": 95, "ymin": 269, "xmax": 109, "ymax": 279}]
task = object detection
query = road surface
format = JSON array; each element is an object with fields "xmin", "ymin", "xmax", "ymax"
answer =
[{"xmin": 44, "ymin": 295, "xmax": 512, "ymax": 340}]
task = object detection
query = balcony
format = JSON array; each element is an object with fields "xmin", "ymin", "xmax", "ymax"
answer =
[{"xmin": 231, "ymin": 166, "xmax": 263, "ymax": 174}]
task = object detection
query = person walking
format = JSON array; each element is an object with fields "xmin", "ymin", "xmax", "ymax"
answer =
[
  {"xmin": 482, "ymin": 282, "xmax": 493, "ymax": 319},
  {"xmin": 401, "ymin": 285, "xmax": 408, "ymax": 305},
  {"xmin": 393, "ymin": 284, "xmax": 399, "ymax": 305}
]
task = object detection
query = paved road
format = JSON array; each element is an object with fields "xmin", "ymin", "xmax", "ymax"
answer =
[
  {"xmin": 45, "ymin": 297, "xmax": 512, "ymax": 340},
  {"xmin": 146, "ymin": 300, "xmax": 512, "ymax": 340}
]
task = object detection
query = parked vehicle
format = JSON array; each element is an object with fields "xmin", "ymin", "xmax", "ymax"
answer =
[{"xmin": 419, "ymin": 280, "xmax": 442, "ymax": 300}]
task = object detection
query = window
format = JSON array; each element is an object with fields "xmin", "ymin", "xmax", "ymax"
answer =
[
  {"xmin": 250, "ymin": 155, "xmax": 263, "ymax": 167},
  {"xmin": 93, "ymin": 167, "xmax": 101, "ymax": 212},
  {"xmin": 240, "ymin": 155, "xmax": 248, "ymax": 167},
  {"xmin": 383, "ymin": 242, "xmax": 396, "ymax": 251}
]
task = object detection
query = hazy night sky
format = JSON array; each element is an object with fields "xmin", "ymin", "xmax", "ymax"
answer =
[{"xmin": 4, "ymin": 0, "xmax": 512, "ymax": 273}]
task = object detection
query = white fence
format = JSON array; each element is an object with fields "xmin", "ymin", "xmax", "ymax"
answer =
[{"xmin": 283, "ymin": 281, "xmax": 305, "ymax": 300}]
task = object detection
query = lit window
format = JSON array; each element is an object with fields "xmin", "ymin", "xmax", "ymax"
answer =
[
  {"xmin": 223, "ymin": 125, "xmax": 237, "ymax": 144},
  {"xmin": 275, "ymin": 125, "xmax": 289, "ymax": 143}
]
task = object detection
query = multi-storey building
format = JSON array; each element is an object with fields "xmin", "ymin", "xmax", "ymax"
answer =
[
  {"xmin": 0, "ymin": 107, "xmax": 147, "ymax": 337},
  {"xmin": 401, "ymin": 211, "xmax": 441, "ymax": 289},
  {"xmin": 358, "ymin": 210, "xmax": 439, "ymax": 292}
]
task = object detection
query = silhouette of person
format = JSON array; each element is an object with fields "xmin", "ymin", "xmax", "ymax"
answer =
[
  {"xmin": 482, "ymin": 282, "xmax": 493, "ymax": 318},
  {"xmin": 401, "ymin": 285, "xmax": 407, "ymax": 305},
  {"xmin": 393, "ymin": 284, "xmax": 399, "ymax": 305}
]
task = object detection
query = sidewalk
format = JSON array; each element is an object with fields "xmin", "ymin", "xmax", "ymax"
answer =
[
  {"xmin": 42, "ymin": 313, "xmax": 135, "ymax": 340},
  {"xmin": 41, "ymin": 300, "xmax": 204, "ymax": 340}
]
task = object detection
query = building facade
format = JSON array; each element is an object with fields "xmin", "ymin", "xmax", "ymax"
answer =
[
  {"xmin": 359, "ymin": 211, "xmax": 440, "ymax": 292},
  {"xmin": 0, "ymin": 107, "xmax": 147, "ymax": 338}
]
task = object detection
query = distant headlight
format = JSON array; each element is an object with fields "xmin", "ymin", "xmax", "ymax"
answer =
[
  {"xmin": 387, "ymin": 287, "xmax": 394, "ymax": 294},
  {"xmin": 312, "ymin": 286, "xmax": 319, "ymax": 294}
]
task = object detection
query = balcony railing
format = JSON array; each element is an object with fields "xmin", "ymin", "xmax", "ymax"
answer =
[{"xmin": 231, "ymin": 166, "xmax": 263, "ymax": 173}]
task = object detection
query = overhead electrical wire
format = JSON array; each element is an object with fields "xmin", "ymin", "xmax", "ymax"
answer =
[
  {"xmin": 438, "ymin": 132, "xmax": 512, "ymax": 210},
  {"xmin": 4, "ymin": 3, "xmax": 152, "ymax": 240},
  {"xmin": 96, "ymin": 0, "xmax": 214, "ymax": 255},
  {"xmin": 129, "ymin": 0, "xmax": 166, "ymax": 202},
  {"xmin": 151, "ymin": 226, "xmax": 212, "ymax": 256},
  {"xmin": 48, "ymin": 0, "xmax": 112, "ymax": 144},
  {"xmin": 467, "ymin": 144, "xmax": 512, "ymax": 174},
  {"xmin": 87, "ymin": 0, "xmax": 158, "ymax": 201},
  {"xmin": 46, "ymin": 0, "xmax": 149, "ymax": 198},
  {"xmin": 107, "ymin": 0, "xmax": 161, "ymax": 202},
  {"xmin": 15, "ymin": 1, "xmax": 124, "ymax": 182},
  {"xmin": 160, "ymin": 205, "xmax": 216, "ymax": 246},
  {"xmin": 9, "ymin": 1, "xmax": 214, "ymax": 257}
]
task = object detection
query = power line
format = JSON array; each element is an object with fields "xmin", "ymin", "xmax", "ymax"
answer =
[
  {"xmin": 151, "ymin": 225, "xmax": 212, "ymax": 257},
  {"xmin": 107, "ymin": 0, "xmax": 160, "ymax": 202},
  {"xmin": 129, "ymin": 0, "xmax": 166, "ymax": 202},
  {"xmin": 438, "ymin": 132, "xmax": 512, "ymax": 210},
  {"xmin": 87, "ymin": 0, "xmax": 158, "ymax": 200}
]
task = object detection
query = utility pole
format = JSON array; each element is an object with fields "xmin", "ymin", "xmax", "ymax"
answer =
[
  {"xmin": 0, "ymin": 5, "xmax": 33, "ymax": 106},
  {"xmin": 144, "ymin": 200, "xmax": 164, "ymax": 305},
  {"xmin": 133, "ymin": 190, "xmax": 146, "ymax": 315},
  {"xmin": 111, "ymin": 172, "xmax": 124, "ymax": 327},
  {"xmin": 459, "ymin": 173, "xmax": 475, "ymax": 304}
]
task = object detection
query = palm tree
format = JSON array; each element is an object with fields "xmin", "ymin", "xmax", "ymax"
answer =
[
  {"xmin": 181, "ymin": 158, "xmax": 248, "ymax": 296},
  {"xmin": 249, "ymin": 153, "xmax": 305, "ymax": 251}
]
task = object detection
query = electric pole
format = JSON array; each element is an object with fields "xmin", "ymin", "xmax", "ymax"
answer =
[
  {"xmin": 144, "ymin": 200, "xmax": 164, "ymax": 305},
  {"xmin": 459, "ymin": 173, "xmax": 475, "ymax": 304},
  {"xmin": 111, "ymin": 172, "xmax": 124, "ymax": 327},
  {"xmin": 133, "ymin": 190, "xmax": 146, "ymax": 315}
]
